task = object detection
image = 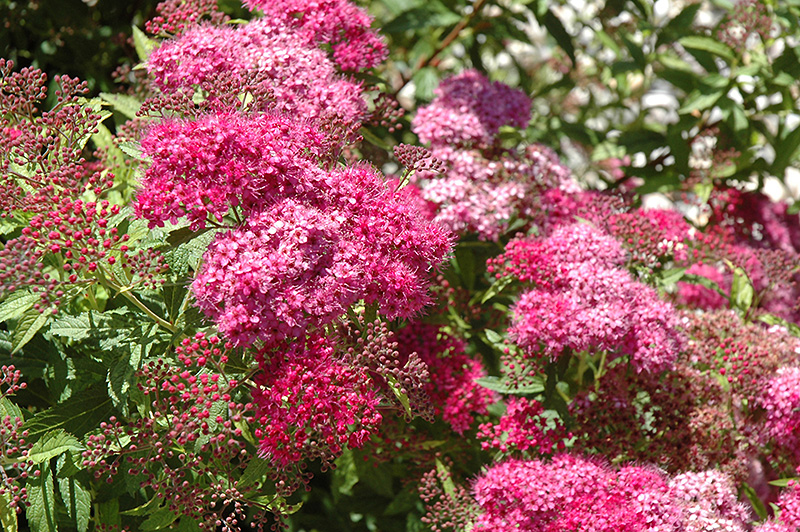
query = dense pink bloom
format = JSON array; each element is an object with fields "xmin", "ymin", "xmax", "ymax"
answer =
[
  {"xmin": 192, "ymin": 165, "xmax": 452, "ymax": 346},
  {"xmin": 505, "ymin": 225, "xmax": 681, "ymax": 373},
  {"xmin": 413, "ymin": 70, "xmax": 531, "ymax": 148},
  {"xmin": 395, "ymin": 322, "xmax": 494, "ymax": 434},
  {"xmin": 754, "ymin": 367, "xmax": 800, "ymax": 460},
  {"xmin": 477, "ymin": 397, "xmax": 567, "ymax": 454},
  {"xmin": 416, "ymin": 145, "xmax": 577, "ymax": 240},
  {"xmin": 252, "ymin": 336, "xmax": 382, "ymax": 468},
  {"xmin": 472, "ymin": 456, "xmax": 746, "ymax": 532},
  {"xmin": 147, "ymin": 19, "xmax": 368, "ymax": 126},
  {"xmin": 136, "ymin": 113, "xmax": 328, "ymax": 229},
  {"xmin": 242, "ymin": 0, "xmax": 387, "ymax": 71},
  {"xmin": 677, "ymin": 263, "xmax": 730, "ymax": 310}
]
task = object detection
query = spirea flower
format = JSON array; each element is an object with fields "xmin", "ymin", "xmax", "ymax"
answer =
[
  {"xmin": 503, "ymin": 224, "xmax": 681, "ymax": 373},
  {"xmin": 477, "ymin": 397, "xmax": 567, "ymax": 454},
  {"xmin": 146, "ymin": 19, "xmax": 368, "ymax": 125},
  {"xmin": 412, "ymin": 70, "xmax": 531, "ymax": 148},
  {"xmin": 192, "ymin": 165, "xmax": 452, "ymax": 346},
  {"xmin": 755, "ymin": 366, "xmax": 800, "ymax": 460},
  {"xmin": 395, "ymin": 322, "xmax": 494, "ymax": 434},
  {"xmin": 242, "ymin": 0, "xmax": 387, "ymax": 71},
  {"xmin": 252, "ymin": 336, "xmax": 382, "ymax": 470},
  {"xmin": 135, "ymin": 113, "xmax": 328, "ymax": 230}
]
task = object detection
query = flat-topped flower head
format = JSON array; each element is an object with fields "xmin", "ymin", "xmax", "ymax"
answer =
[{"xmin": 413, "ymin": 70, "xmax": 531, "ymax": 148}]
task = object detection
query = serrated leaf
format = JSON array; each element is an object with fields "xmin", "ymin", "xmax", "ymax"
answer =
[
  {"xmin": 475, "ymin": 375, "xmax": 544, "ymax": 394},
  {"xmin": 386, "ymin": 374, "xmax": 412, "ymax": 418},
  {"xmin": 119, "ymin": 141, "xmax": 144, "ymax": 161},
  {"xmin": 164, "ymin": 228, "xmax": 220, "ymax": 277},
  {"xmin": 12, "ymin": 308, "xmax": 51, "ymax": 354},
  {"xmin": 99, "ymin": 93, "xmax": 141, "ymax": 120},
  {"xmin": 332, "ymin": 450, "xmax": 359, "ymax": 500},
  {"xmin": 26, "ymin": 430, "xmax": 83, "ymax": 464},
  {"xmin": 48, "ymin": 315, "xmax": 92, "ymax": 342},
  {"xmin": 679, "ymin": 35, "xmax": 735, "ymax": 62},
  {"xmin": 0, "ymin": 291, "xmax": 38, "ymax": 323},
  {"xmin": 238, "ymin": 457, "xmax": 272, "ymax": 489},
  {"xmin": 23, "ymin": 384, "xmax": 114, "ymax": 442},
  {"xmin": 57, "ymin": 477, "xmax": 91, "ymax": 532},
  {"xmin": 132, "ymin": 26, "xmax": 157, "ymax": 61},
  {"xmin": 94, "ymin": 500, "xmax": 120, "ymax": 527},
  {"xmin": 107, "ymin": 348, "xmax": 141, "ymax": 414},
  {"xmin": 27, "ymin": 464, "xmax": 57, "ymax": 532},
  {"xmin": 141, "ymin": 507, "xmax": 179, "ymax": 531},
  {"xmin": 480, "ymin": 276, "xmax": 513, "ymax": 304},
  {"xmin": 0, "ymin": 489, "xmax": 17, "ymax": 532}
]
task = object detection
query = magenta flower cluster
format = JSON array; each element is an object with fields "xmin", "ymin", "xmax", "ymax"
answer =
[
  {"xmin": 472, "ymin": 455, "xmax": 748, "ymax": 532},
  {"xmin": 500, "ymin": 224, "xmax": 682, "ymax": 373}
]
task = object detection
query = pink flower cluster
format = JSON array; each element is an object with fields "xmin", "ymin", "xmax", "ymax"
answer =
[
  {"xmin": 471, "ymin": 455, "xmax": 747, "ymax": 532},
  {"xmin": 477, "ymin": 397, "xmax": 567, "ymax": 454},
  {"xmin": 395, "ymin": 322, "xmax": 494, "ymax": 434},
  {"xmin": 136, "ymin": 113, "xmax": 328, "ymax": 230},
  {"xmin": 146, "ymin": 19, "xmax": 368, "ymax": 126},
  {"xmin": 677, "ymin": 263, "xmax": 730, "ymax": 310},
  {"xmin": 755, "ymin": 367, "xmax": 800, "ymax": 461},
  {"xmin": 413, "ymin": 70, "xmax": 531, "ymax": 148},
  {"xmin": 500, "ymin": 224, "xmax": 682, "ymax": 372},
  {"xmin": 191, "ymin": 165, "xmax": 452, "ymax": 346},
  {"xmin": 242, "ymin": 0, "xmax": 387, "ymax": 71},
  {"xmin": 252, "ymin": 336, "xmax": 382, "ymax": 469}
]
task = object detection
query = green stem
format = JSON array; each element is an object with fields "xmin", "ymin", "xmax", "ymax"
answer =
[{"xmin": 94, "ymin": 267, "xmax": 177, "ymax": 334}]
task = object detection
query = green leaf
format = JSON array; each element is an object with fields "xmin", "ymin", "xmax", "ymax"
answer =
[
  {"xmin": 773, "ymin": 126, "xmax": 800, "ymax": 175},
  {"xmin": 0, "ymin": 489, "xmax": 17, "ymax": 532},
  {"xmin": 132, "ymin": 26, "xmax": 157, "ymax": 61},
  {"xmin": 48, "ymin": 315, "xmax": 92, "ymax": 342},
  {"xmin": 120, "ymin": 496, "xmax": 163, "ymax": 517},
  {"xmin": 768, "ymin": 477, "xmax": 800, "ymax": 487},
  {"xmin": 757, "ymin": 313, "xmax": 800, "ymax": 338},
  {"xmin": 484, "ymin": 329, "xmax": 503, "ymax": 345},
  {"xmin": 94, "ymin": 500, "xmax": 121, "ymax": 527},
  {"xmin": 24, "ymin": 384, "xmax": 115, "ymax": 442},
  {"xmin": 382, "ymin": 2, "xmax": 460, "ymax": 33},
  {"xmin": 657, "ymin": 267, "xmax": 687, "ymax": 291},
  {"xmin": 0, "ymin": 291, "xmax": 39, "ymax": 323},
  {"xmin": 475, "ymin": 375, "xmax": 544, "ymax": 394},
  {"xmin": 725, "ymin": 259, "xmax": 754, "ymax": 313},
  {"xmin": 118, "ymin": 141, "xmax": 144, "ymax": 161},
  {"xmin": 540, "ymin": 9, "xmax": 575, "ymax": 64},
  {"xmin": 386, "ymin": 374, "xmax": 412, "ymax": 418},
  {"xmin": 57, "ymin": 477, "xmax": 91, "ymax": 532},
  {"xmin": 742, "ymin": 483, "xmax": 768, "ymax": 520},
  {"xmin": 332, "ymin": 449, "xmax": 359, "ymax": 499},
  {"xmin": 238, "ymin": 457, "xmax": 272, "ymax": 489},
  {"xmin": 140, "ymin": 507, "xmax": 179, "ymax": 531},
  {"xmin": 384, "ymin": 486, "xmax": 419, "ymax": 516},
  {"xmin": 106, "ymin": 348, "xmax": 141, "ymax": 414},
  {"xmin": 99, "ymin": 92, "xmax": 141, "ymax": 120},
  {"xmin": 26, "ymin": 430, "xmax": 83, "ymax": 464},
  {"xmin": 678, "ymin": 88, "xmax": 724, "ymax": 114},
  {"xmin": 27, "ymin": 464, "xmax": 57, "ymax": 532},
  {"xmin": 434, "ymin": 459, "xmax": 456, "ymax": 497},
  {"xmin": 679, "ymin": 35, "xmax": 735, "ymax": 62},
  {"xmin": 164, "ymin": 228, "xmax": 219, "ymax": 277},
  {"xmin": 412, "ymin": 67, "xmax": 439, "ymax": 102},
  {"xmin": 480, "ymin": 276, "xmax": 513, "ymax": 304},
  {"xmin": 454, "ymin": 247, "xmax": 476, "ymax": 291},
  {"xmin": 12, "ymin": 308, "xmax": 51, "ymax": 354}
]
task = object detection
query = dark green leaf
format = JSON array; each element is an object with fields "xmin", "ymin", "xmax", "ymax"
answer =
[
  {"xmin": 332, "ymin": 450, "xmax": 359, "ymax": 499},
  {"xmin": 24, "ymin": 384, "xmax": 115, "ymax": 442},
  {"xmin": 238, "ymin": 458, "xmax": 272, "ymax": 489},
  {"xmin": 141, "ymin": 507, "xmax": 179, "ymax": 531},
  {"xmin": 539, "ymin": 9, "xmax": 575, "ymax": 64},
  {"xmin": 382, "ymin": 2, "xmax": 460, "ymax": 33},
  {"xmin": 679, "ymin": 36, "xmax": 735, "ymax": 62}
]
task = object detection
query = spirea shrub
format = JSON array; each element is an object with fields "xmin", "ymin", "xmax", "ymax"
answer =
[{"xmin": 2, "ymin": 0, "xmax": 800, "ymax": 530}]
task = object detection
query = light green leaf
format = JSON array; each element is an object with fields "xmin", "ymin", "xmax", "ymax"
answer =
[
  {"xmin": 484, "ymin": 329, "xmax": 503, "ymax": 345},
  {"xmin": 57, "ymin": 476, "xmax": 91, "ymax": 532},
  {"xmin": 0, "ymin": 291, "xmax": 39, "ymax": 323},
  {"xmin": 475, "ymin": 375, "xmax": 544, "ymax": 394},
  {"xmin": 0, "ymin": 489, "xmax": 17, "ymax": 532},
  {"xmin": 679, "ymin": 35, "xmax": 735, "ymax": 61},
  {"xmin": 12, "ymin": 308, "xmax": 51, "ymax": 354},
  {"xmin": 132, "ymin": 26, "xmax": 157, "ymax": 61},
  {"xmin": 99, "ymin": 92, "xmax": 141, "ymax": 120},
  {"xmin": 386, "ymin": 374, "xmax": 412, "ymax": 418},
  {"xmin": 27, "ymin": 465, "xmax": 57, "ymax": 532},
  {"xmin": 26, "ymin": 430, "xmax": 83, "ymax": 464},
  {"xmin": 725, "ymin": 259, "xmax": 754, "ymax": 313},
  {"xmin": 657, "ymin": 267, "xmax": 687, "ymax": 290},
  {"xmin": 48, "ymin": 315, "xmax": 92, "ymax": 342},
  {"xmin": 119, "ymin": 141, "xmax": 144, "ymax": 161},
  {"xmin": 480, "ymin": 276, "xmax": 513, "ymax": 304}
]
